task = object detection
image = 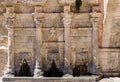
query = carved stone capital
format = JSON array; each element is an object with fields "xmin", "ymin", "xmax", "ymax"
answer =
[
  {"xmin": 34, "ymin": 18, "xmax": 44, "ymax": 27},
  {"xmin": 64, "ymin": 5, "xmax": 71, "ymax": 13},
  {"xmin": 63, "ymin": 13, "xmax": 72, "ymax": 28},
  {"xmin": 33, "ymin": 13, "xmax": 44, "ymax": 27},
  {"xmin": 5, "ymin": 18, "xmax": 16, "ymax": 27},
  {"xmin": 6, "ymin": 7, "xmax": 14, "ymax": 14},
  {"xmin": 90, "ymin": 18, "xmax": 99, "ymax": 27}
]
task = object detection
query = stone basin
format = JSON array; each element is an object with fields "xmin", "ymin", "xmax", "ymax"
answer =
[{"xmin": 1, "ymin": 76, "xmax": 101, "ymax": 82}]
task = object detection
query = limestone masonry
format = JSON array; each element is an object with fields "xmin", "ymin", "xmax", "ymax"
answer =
[{"xmin": 0, "ymin": 0, "xmax": 119, "ymax": 80}]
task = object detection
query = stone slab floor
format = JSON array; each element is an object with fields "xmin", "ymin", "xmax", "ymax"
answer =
[{"xmin": 98, "ymin": 77, "xmax": 120, "ymax": 82}]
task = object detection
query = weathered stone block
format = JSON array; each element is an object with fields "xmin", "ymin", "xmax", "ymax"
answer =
[
  {"xmin": 71, "ymin": 5, "xmax": 92, "ymax": 13},
  {"xmin": 14, "ymin": 5, "xmax": 34, "ymax": 13},
  {"xmin": 64, "ymin": 6, "xmax": 71, "ymax": 13},
  {"xmin": 0, "ymin": 6, "xmax": 5, "ymax": 13},
  {"xmin": 92, "ymin": 6, "xmax": 101, "ymax": 12},
  {"xmin": 14, "ymin": 28, "xmax": 36, "ymax": 36},
  {"xmin": 15, "ymin": 14, "xmax": 34, "ymax": 28},
  {"xmin": 43, "ymin": 14, "xmax": 64, "ymax": 28},
  {"xmin": 15, "ymin": 43, "xmax": 35, "ymax": 49},
  {"xmin": 88, "ymin": 0, "xmax": 99, "ymax": 5},
  {"xmin": 59, "ymin": 0, "xmax": 75, "ymax": 4},
  {"xmin": 90, "ymin": 13, "xmax": 101, "ymax": 18},
  {"xmin": 71, "ymin": 28, "xmax": 92, "ymax": 36},
  {"xmin": 0, "ymin": 50, "xmax": 7, "ymax": 76},
  {"xmin": 99, "ymin": 49, "xmax": 120, "ymax": 72},
  {"xmin": 71, "ymin": 14, "xmax": 92, "ymax": 28},
  {"xmin": 15, "ymin": 36, "xmax": 35, "ymax": 43},
  {"xmin": 35, "ymin": 6, "xmax": 43, "ymax": 13}
]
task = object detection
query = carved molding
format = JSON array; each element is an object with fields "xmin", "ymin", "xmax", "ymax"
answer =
[
  {"xmin": 34, "ymin": 18, "xmax": 44, "ymax": 27},
  {"xmin": 34, "ymin": 13, "xmax": 44, "ymax": 27},
  {"xmin": 90, "ymin": 18, "xmax": 99, "ymax": 27}
]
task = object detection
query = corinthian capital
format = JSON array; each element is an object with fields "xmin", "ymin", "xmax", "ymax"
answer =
[
  {"xmin": 34, "ymin": 18, "xmax": 44, "ymax": 28},
  {"xmin": 91, "ymin": 18, "xmax": 99, "ymax": 27},
  {"xmin": 5, "ymin": 18, "xmax": 16, "ymax": 28},
  {"xmin": 63, "ymin": 13, "xmax": 72, "ymax": 28}
]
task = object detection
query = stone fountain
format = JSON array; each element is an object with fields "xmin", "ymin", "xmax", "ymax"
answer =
[{"xmin": 0, "ymin": 0, "xmax": 102, "ymax": 82}]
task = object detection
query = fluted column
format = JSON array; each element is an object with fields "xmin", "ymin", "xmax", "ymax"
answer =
[
  {"xmin": 33, "ymin": 13, "xmax": 44, "ymax": 77},
  {"xmin": 62, "ymin": 5, "xmax": 73, "ymax": 77},
  {"xmin": 3, "ymin": 12, "xmax": 16, "ymax": 77}
]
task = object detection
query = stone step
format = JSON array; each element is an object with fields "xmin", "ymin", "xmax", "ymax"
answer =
[{"xmin": 2, "ymin": 76, "xmax": 100, "ymax": 82}]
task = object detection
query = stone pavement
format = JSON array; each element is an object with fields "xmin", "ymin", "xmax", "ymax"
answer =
[{"xmin": 98, "ymin": 77, "xmax": 120, "ymax": 82}]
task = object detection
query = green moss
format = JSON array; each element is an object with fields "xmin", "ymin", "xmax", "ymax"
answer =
[{"xmin": 75, "ymin": 0, "xmax": 82, "ymax": 12}]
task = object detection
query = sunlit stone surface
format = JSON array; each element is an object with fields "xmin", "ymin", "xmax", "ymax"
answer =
[
  {"xmin": 98, "ymin": 77, "xmax": 120, "ymax": 82},
  {"xmin": 0, "ymin": 0, "xmax": 119, "ymax": 82}
]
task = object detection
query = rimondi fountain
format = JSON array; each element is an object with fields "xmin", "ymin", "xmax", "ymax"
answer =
[{"xmin": 0, "ymin": 0, "xmax": 102, "ymax": 82}]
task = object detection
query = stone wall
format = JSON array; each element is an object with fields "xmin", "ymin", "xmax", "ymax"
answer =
[
  {"xmin": 0, "ymin": 0, "xmax": 101, "ymax": 76},
  {"xmin": 102, "ymin": 0, "xmax": 120, "ymax": 47},
  {"xmin": 14, "ymin": 28, "xmax": 36, "ymax": 73},
  {"xmin": 99, "ymin": 0, "xmax": 120, "ymax": 76},
  {"xmin": 98, "ymin": 49, "xmax": 120, "ymax": 76}
]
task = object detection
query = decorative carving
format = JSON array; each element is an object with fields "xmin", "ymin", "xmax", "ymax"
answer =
[
  {"xmin": 5, "ymin": 18, "xmax": 16, "ymax": 27},
  {"xmin": 63, "ymin": 13, "xmax": 72, "ymax": 28},
  {"xmin": 34, "ymin": 18, "xmax": 44, "ymax": 27},
  {"xmin": 64, "ymin": 6, "xmax": 71, "ymax": 13},
  {"xmin": 91, "ymin": 18, "xmax": 99, "ymax": 27},
  {"xmin": 6, "ymin": 7, "xmax": 14, "ymax": 14},
  {"xmin": 50, "ymin": 27, "xmax": 56, "ymax": 36},
  {"xmin": 48, "ymin": 27, "xmax": 58, "ymax": 41}
]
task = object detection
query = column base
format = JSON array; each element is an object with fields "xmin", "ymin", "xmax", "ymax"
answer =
[
  {"xmin": 34, "ymin": 68, "xmax": 43, "ymax": 77},
  {"xmin": 3, "ymin": 67, "xmax": 14, "ymax": 77},
  {"xmin": 63, "ymin": 74, "xmax": 73, "ymax": 77}
]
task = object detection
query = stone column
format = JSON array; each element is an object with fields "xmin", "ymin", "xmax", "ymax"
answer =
[
  {"xmin": 62, "ymin": 5, "xmax": 73, "ymax": 77},
  {"xmin": 90, "ymin": 17, "xmax": 100, "ymax": 75},
  {"xmin": 3, "ymin": 13, "xmax": 16, "ymax": 77},
  {"xmin": 33, "ymin": 13, "xmax": 44, "ymax": 77}
]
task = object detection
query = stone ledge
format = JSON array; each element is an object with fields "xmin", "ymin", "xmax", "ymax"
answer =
[
  {"xmin": 98, "ymin": 77, "xmax": 120, "ymax": 82},
  {"xmin": 2, "ymin": 76, "xmax": 101, "ymax": 82},
  {"xmin": 98, "ymin": 48, "xmax": 120, "ymax": 52}
]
